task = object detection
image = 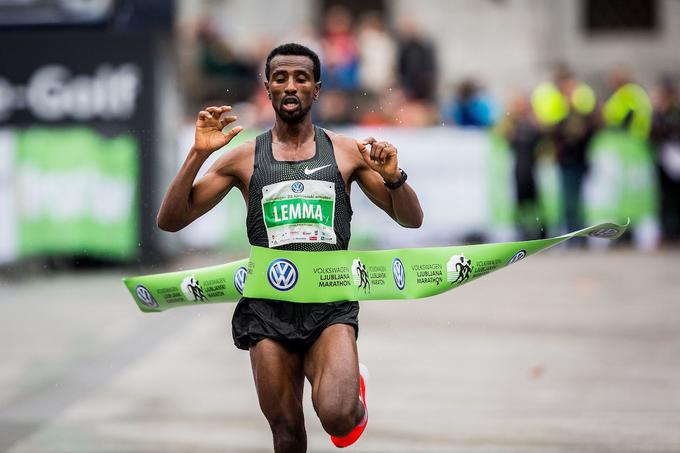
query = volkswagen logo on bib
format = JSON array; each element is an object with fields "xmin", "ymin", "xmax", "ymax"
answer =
[
  {"xmin": 291, "ymin": 181, "xmax": 304, "ymax": 193},
  {"xmin": 392, "ymin": 258, "xmax": 406, "ymax": 290},
  {"xmin": 267, "ymin": 259, "xmax": 298, "ymax": 291},
  {"xmin": 233, "ymin": 266, "xmax": 248, "ymax": 295}
]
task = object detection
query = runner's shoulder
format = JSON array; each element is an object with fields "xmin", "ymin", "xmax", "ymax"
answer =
[
  {"xmin": 213, "ymin": 139, "xmax": 255, "ymax": 174},
  {"xmin": 229, "ymin": 138, "xmax": 256, "ymax": 157},
  {"xmin": 323, "ymin": 129, "xmax": 362, "ymax": 162}
]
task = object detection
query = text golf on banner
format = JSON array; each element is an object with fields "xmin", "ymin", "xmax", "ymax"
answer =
[{"xmin": 123, "ymin": 221, "xmax": 627, "ymax": 312}]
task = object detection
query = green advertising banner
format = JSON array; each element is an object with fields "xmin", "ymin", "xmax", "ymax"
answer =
[
  {"xmin": 585, "ymin": 129, "xmax": 658, "ymax": 226},
  {"xmin": 490, "ymin": 129, "xmax": 658, "ymax": 233},
  {"xmin": 16, "ymin": 127, "xmax": 139, "ymax": 259},
  {"xmin": 123, "ymin": 221, "xmax": 627, "ymax": 312}
]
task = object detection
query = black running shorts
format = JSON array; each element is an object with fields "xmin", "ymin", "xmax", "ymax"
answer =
[{"xmin": 232, "ymin": 298, "xmax": 359, "ymax": 351}]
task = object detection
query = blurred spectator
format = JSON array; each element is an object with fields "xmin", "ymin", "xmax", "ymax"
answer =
[
  {"xmin": 533, "ymin": 65, "xmax": 598, "ymax": 237},
  {"xmin": 396, "ymin": 20, "xmax": 437, "ymax": 102},
  {"xmin": 499, "ymin": 92, "xmax": 543, "ymax": 239},
  {"xmin": 651, "ymin": 75, "xmax": 680, "ymax": 241},
  {"xmin": 194, "ymin": 19, "xmax": 258, "ymax": 104},
  {"xmin": 285, "ymin": 24, "xmax": 324, "ymax": 58},
  {"xmin": 317, "ymin": 89, "xmax": 354, "ymax": 126},
  {"xmin": 320, "ymin": 5, "xmax": 360, "ymax": 91},
  {"xmin": 356, "ymin": 11, "xmax": 397, "ymax": 95},
  {"xmin": 444, "ymin": 78, "xmax": 497, "ymax": 127}
]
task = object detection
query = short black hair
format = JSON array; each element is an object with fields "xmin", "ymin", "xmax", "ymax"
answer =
[{"xmin": 265, "ymin": 43, "xmax": 321, "ymax": 82}]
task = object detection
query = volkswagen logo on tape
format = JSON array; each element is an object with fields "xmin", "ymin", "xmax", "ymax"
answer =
[
  {"xmin": 588, "ymin": 227, "xmax": 620, "ymax": 238},
  {"xmin": 267, "ymin": 259, "xmax": 299, "ymax": 291},
  {"xmin": 392, "ymin": 258, "xmax": 406, "ymax": 290},
  {"xmin": 135, "ymin": 285, "xmax": 158, "ymax": 308},
  {"xmin": 507, "ymin": 249, "xmax": 527, "ymax": 266},
  {"xmin": 233, "ymin": 266, "xmax": 248, "ymax": 295}
]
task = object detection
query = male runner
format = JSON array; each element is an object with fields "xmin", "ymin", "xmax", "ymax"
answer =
[{"xmin": 157, "ymin": 43, "xmax": 423, "ymax": 453}]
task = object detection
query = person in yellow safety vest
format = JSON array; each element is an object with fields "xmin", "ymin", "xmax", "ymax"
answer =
[
  {"xmin": 531, "ymin": 65, "xmax": 599, "ymax": 241},
  {"xmin": 603, "ymin": 66, "xmax": 652, "ymax": 140}
]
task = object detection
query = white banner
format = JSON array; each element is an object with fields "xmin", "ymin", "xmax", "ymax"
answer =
[{"xmin": 0, "ymin": 129, "xmax": 18, "ymax": 263}]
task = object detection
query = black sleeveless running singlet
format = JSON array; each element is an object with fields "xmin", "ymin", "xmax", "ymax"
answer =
[
  {"xmin": 231, "ymin": 126, "xmax": 360, "ymax": 351},
  {"xmin": 246, "ymin": 126, "xmax": 352, "ymax": 250}
]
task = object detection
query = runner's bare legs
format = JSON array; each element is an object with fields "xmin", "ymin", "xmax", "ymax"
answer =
[
  {"xmin": 304, "ymin": 324, "xmax": 364, "ymax": 436},
  {"xmin": 250, "ymin": 324, "xmax": 363, "ymax": 452},
  {"xmin": 250, "ymin": 340, "xmax": 306, "ymax": 453}
]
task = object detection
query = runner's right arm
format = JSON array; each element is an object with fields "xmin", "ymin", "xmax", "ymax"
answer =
[{"xmin": 156, "ymin": 106, "xmax": 244, "ymax": 232}]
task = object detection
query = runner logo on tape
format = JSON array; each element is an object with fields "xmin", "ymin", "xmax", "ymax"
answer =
[
  {"xmin": 447, "ymin": 254, "xmax": 473, "ymax": 285},
  {"xmin": 181, "ymin": 275, "xmax": 208, "ymax": 302},
  {"xmin": 352, "ymin": 258, "xmax": 370, "ymax": 293}
]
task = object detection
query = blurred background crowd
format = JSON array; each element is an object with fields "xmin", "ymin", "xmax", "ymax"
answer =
[
  {"xmin": 180, "ymin": 0, "xmax": 680, "ymax": 248},
  {"xmin": 1, "ymin": 0, "xmax": 680, "ymax": 267}
]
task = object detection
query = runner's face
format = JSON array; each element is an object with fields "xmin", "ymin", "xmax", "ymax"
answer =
[{"xmin": 266, "ymin": 55, "xmax": 320, "ymax": 124}]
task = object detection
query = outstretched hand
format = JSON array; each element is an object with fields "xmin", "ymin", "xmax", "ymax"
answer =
[
  {"xmin": 194, "ymin": 105, "xmax": 243, "ymax": 157},
  {"xmin": 356, "ymin": 137, "xmax": 401, "ymax": 183}
]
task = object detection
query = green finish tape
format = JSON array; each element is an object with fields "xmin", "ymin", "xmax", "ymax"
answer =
[
  {"xmin": 123, "ymin": 259, "xmax": 249, "ymax": 313},
  {"xmin": 123, "ymin": 221, "xmax": 627, "ymax": 312}
]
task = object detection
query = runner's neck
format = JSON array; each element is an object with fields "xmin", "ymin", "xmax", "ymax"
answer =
[{"xmin": 272, "ymin": 121, "xmax": 315, "ymax": 148}]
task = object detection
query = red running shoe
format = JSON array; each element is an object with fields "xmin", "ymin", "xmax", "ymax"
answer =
[{"xmin": 330, "ymin": 363, "xmax": 369, "ymax": 448}]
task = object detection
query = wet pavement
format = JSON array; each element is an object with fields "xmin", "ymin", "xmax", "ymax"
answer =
[{"xmin": 1, "ymin": 249, "xmax": 679, "ymax": 452}]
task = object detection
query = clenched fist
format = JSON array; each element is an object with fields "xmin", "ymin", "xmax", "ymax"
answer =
[{"xmin": 356, "ymin": 137, "xmax": 401, "ymax": 183}]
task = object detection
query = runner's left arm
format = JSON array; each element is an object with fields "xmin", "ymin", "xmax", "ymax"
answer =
[{"xmin": 354, "ymin": 137, "xmax": 423, "ymax": 228}]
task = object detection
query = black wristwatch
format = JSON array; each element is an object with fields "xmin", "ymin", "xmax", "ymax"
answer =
[{"xmin": 383, "ymin": 168, "xmax": 407, "ymax": 190}]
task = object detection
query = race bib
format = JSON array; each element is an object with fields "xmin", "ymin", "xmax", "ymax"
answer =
[{"xmin": 261, "ymin": 180, "xmax": 336, "ymax": 247}]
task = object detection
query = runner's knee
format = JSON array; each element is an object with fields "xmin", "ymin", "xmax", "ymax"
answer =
[{"xmin": 317, "ymin": 397, "xmax": 360, "ymax": 436}]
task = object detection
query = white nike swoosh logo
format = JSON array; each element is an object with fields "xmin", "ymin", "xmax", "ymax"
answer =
[{"xmin": 304, "ymin": 164, "xmax": 331, "ymax": 175}]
